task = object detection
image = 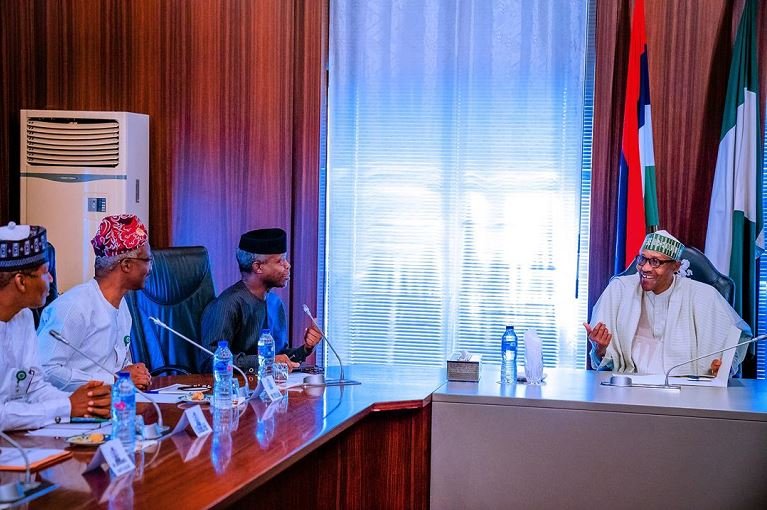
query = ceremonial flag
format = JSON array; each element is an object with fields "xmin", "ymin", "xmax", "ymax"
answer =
[
  {"xmin": 705, "ymin": 0, "xmax": 763, "ymax": 329},
  {"xmin": 614, "ymin": 0, "xmax": 659, "ymax": 274}
]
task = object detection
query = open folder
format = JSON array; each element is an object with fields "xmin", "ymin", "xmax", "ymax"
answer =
[{"xmin": 0, "ymin": 448, "xmax": 72, "ymax": 472}]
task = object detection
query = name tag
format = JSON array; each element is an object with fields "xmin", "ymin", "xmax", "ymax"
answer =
[
  {"xmin": 85, "ymin": 439, "xmax": 135, "ymax": 477},
  {"xmin": 10, "ymin": 368, "xmax": 35, "ymax": 401},
  {"xmin": 171, "ymin": 405, "xmax": 212, "ymax": 437},
  {"xmin": 260, "ymin": 376, "xmax": 284, "ymax": 403}
]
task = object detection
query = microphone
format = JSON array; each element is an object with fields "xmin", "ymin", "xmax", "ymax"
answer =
[
  {"xmin": 600, "ymin": 334, "xmax": 766, "ymax": 389},
  {"xmin": 148, "ymin": 317, "xmax": 254, "ymax": 400},
  {"xmin": 302, "ymin": 305, "xmax": 361, "ymax": 386},
  {"xmin": 663, "ymin": 334, "xmax": 767, "ymax": 387},
  {"xmin": 48, "ymin": 330, "xmax": 168, "ymax": 439},
  {"xmin": 0, "ymin": 431, "xmax": 55, "ymax": 504},
  {"xmin": 0, "ymin": 430, "xmax": 34, "ymax": 500}
]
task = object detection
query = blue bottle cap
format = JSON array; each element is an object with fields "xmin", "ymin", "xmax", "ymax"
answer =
[
  {"xmin": 260, "ymin": 329, "xmax": 271, "ymax": 335},
  {"xmin": 116, "ymin": 371, "xmax": 131, "ymax": 379},
  {"xmin": 217, "ymin": 340, "xmax": 229, "ymax": 348}
]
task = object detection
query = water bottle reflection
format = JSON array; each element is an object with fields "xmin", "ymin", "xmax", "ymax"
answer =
[{"xmin": 211, "ymin": 407, "xmax": 236, "ymax": 473}]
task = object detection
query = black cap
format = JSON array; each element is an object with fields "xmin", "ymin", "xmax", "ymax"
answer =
[{"xmin": 238, "ymin": 228, "xmax": 287, "ymax": 254}]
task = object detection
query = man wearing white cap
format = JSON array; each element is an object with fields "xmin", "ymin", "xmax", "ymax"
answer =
[
  {"xmin": 0, "ymin": 222, "xmax": 111, "ymax": 431},
  {"xmin": 585, "ymin": 230, "xmax": 750, "ymax": 376}
]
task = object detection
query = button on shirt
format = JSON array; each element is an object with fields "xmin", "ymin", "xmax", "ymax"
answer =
[
  {"xmin": 1, "ymin": 308, "xmax": 71, "ymax": 431},
  {"xmin": 37, "ymin": 279, "xmax": 132, "ymax": 391}
]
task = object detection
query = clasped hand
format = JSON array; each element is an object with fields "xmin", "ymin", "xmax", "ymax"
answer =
[
  {"xmin": 124, "ymin": 362, "xmax": 151, "ymax": 390},
  {"xmin": 69, "ymin": 380, "xmax": 111, "ymax": 418}
]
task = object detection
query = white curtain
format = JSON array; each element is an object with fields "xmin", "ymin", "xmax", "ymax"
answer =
[{"xmin": 325, "ymin": 0, "xmax": 592, "ymax": 368}]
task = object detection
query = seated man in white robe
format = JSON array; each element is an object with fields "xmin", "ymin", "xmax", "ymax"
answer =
[
  {"xmin": 37, "ymin": 214, "xmax": 153, "ymax": 391},
  {"xmin": 0, "ymin": 222, "xmax": 111, "ymax": 431},
  {"xmin": 584, "ymin": 230, "xmax": 750, "ymax": 376}
]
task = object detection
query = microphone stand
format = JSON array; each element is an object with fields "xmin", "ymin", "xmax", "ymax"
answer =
[
  {"xmin": 0, "ymin": 431, "xmax": 55, "ymax": 504},
  {"xmin": 303, "ymin": 305, "xmax": 360, "ymax": 386},
  {"xmin": 48, "ymin": 331, "xmax": 168, "ymax": 439},
  {"xmin": 663, "ymin": 334, "xmax": 767, "ymax": 387},
  {"xmin": 148, "ymin": 317, "xmax": 255, "ymax": 401}
]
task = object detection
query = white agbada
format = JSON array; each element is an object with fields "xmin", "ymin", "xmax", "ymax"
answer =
[
  {"xmin": 1, "ymin": 309, "xmax": 71, "ymax": 431},
  {"xmin": 37, "ymin": 279, "xmax": 133, "ymax": 391},
  {"xmin": 590, "ymin": 274, "xmax": 749, "ymax": 375}
]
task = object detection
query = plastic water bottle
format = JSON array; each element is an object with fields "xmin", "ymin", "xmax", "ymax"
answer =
[
  {"xmin": 257, "ymin": 329, "xmax": 275, "ymax": 378},
  {"xmin": 501, "ymin": 325, "xmax": 518, "ymax": 384},
  {"xmin": 213, "ymin": 340, "xmax": 233, "ymax": 409},
  {"xmin": 111, "ymin": 371, "xmax": 136, "ymax": 452}
]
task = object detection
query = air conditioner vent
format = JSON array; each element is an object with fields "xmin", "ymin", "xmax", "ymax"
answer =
[{"xmin": 26, "ymin": 118, "xmax": 120, "ymax": 167}]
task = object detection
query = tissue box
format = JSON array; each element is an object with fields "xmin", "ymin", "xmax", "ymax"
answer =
[{"xmin": 447, "ymin": 354, "xmax": 482, "ymax": 382}]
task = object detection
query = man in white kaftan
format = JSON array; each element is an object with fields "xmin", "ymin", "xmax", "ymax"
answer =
[
  {"xmin": 38, "ymin": 214, "xmax": 152, "ymax": 391},
  {"xmin": 586, "ymin": 230, "xmax": 750, "ymax": 376},
  {"xmin": 0, "ymin": 222, "xmax": 110, "ymax": 431}
]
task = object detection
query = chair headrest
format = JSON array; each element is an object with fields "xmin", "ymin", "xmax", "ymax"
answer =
[{"xmin": 140, "ymin": 246, "xmax": 213, "ymax": 306}]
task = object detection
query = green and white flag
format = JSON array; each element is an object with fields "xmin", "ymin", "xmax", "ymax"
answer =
[{"xmin": 704, "ymin": 0, "xmax": 763, "ymax": 329}]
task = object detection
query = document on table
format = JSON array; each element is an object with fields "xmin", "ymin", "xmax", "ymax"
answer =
[
  {"xmin": 152, "ymin": 383, "xmax": 211, "ymax": 394},
  {"xmin": 27, "ymin": 422, "xmax": 110, "ymax": 438},
  {"xmin": 0, "ymin": 447, "xmax": 72, "ymax": 471},
  {"xmin": 282, "ymin": 371, "xmax": 308, "ymax": 389},
  {"xmin": 136, "ymin": 392, "xmax": 184, "ymax": 404}
]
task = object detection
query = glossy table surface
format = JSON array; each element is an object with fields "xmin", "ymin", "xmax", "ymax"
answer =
[
  {"xmin": 9, "ymin": 364, "xmax": 445, "ymax": 509},
  {"xmin": 434, "ymin": 366, "xmax": 767, "ymax": 420}
]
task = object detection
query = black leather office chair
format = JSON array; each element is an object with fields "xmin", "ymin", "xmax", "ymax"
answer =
[
  {"xmin": 616, "ymin": 246, "xmax": 735, "ymax": 305},
  {"xmin": 126, "ymin": 246, "xmax": 216, "ymax": 376}
]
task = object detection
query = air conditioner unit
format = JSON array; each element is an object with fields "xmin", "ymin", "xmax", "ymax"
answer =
[{"xmin": 20, "ymin": 110, "xmax": 149, "ymax": 292}]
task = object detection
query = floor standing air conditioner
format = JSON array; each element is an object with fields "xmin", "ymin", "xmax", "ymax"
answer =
[{"xmin": 20, "ymin": 110, "xmax": 149, "ymax": 292}]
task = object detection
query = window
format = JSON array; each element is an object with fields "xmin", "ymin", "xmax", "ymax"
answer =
[
  {"xmin": 758, "ymin": 107, "xmax": 767, "ymax": 379},
  {"xmin": 323, "ymin": 0, "xmax": 595, "ymax": 368}
]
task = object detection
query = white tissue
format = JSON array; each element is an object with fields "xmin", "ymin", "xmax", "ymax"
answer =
[{"xmin": 523, "ymin": 329, "xmax": 544, "ymax": 383}]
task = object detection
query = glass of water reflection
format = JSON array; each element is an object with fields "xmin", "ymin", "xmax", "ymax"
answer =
[{"xmin": 273, "ymin": 362, "xmax": 289, "ymax": 384}]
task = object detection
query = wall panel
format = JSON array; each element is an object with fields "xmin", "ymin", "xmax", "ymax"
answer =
[{"xmin": 0, "ymin": 0, "xmax": 324, "ymax": 347}]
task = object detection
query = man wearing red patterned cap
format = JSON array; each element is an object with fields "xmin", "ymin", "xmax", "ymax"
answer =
[
  {"xmin": 1, "ymin": 222, "xmax": 111, "ymax": 431},
  {"xmin": 37, "ymin": 214, "xmax": 153, "ymax": 391}
]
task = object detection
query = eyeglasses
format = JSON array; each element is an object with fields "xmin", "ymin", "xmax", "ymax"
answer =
[
  {"xmin": 123, "ymin": 255, "xmax": 154, "ymax": 264},
  {"xmin": 635, "ymin": 255, "xmax": 676, "ymax": 268}
]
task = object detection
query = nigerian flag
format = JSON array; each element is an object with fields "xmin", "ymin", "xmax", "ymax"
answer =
[{"xmin": 704, "ymin": 0, "xmax": 763, "ymax": 330}]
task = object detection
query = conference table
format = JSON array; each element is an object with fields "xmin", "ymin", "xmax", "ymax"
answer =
[
  {"xmin": 430, "ymin": 367, "xmax": 767, "ymax": 510},
  {"xmin": 8, "ymin": 364, "xmax": 442, "ymax": 509},
  {"xmin": 6, "ymin": 364, "xmax": 767, "ymax": 509}
]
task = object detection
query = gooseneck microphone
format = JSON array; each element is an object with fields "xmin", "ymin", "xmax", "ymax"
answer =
[
  {"xmin": 303, "ymin": 305, "xmax": 361, "ymax": 386},
  {"xmin": 0, "ymin": 430, "xmax": 35, "ymax": 502},
  {"xmin": 48, "ymin": 330, "xmax": 168, "ymax": 438},
  {"xmin": 147, "ymin": 317, "xmax": 254, "ymax": 400},
  {"xmin": 663, "ymin": 334, "xmax": 767, "ymax": 387}
]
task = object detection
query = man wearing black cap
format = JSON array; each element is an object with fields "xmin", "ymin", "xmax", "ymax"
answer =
[
  {"xmin": 200, "ymin": 228, "xmax": 322, "ymax": 374},
  {"xmin": 0, "ymin": 222, "xmax": 111, "ymax": 431}
]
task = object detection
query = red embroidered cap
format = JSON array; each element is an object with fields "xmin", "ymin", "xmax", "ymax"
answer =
[{"xmin": 91, "ymin": 214, "xmax": 148, "ymax": 257}]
